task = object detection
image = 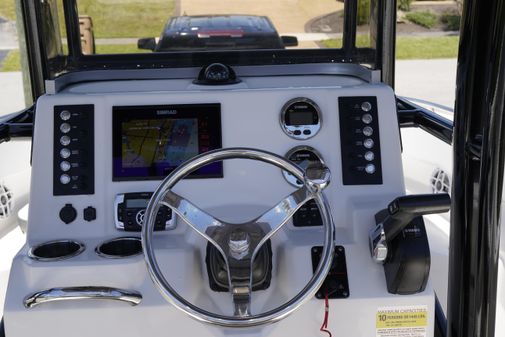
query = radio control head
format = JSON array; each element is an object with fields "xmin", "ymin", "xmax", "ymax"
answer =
[{"xmin": 115, "ymin": 193, "xmax": 175, "ymax": 232}]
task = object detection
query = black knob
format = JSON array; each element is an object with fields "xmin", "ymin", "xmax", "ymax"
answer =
[{"xmin": 59, "ymin": 204, "xmax": 77, "ymax": 224}]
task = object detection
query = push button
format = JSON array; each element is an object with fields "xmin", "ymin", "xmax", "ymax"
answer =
[
  {"xmin": 60, "ymin": 135, "xmax": 71, "ymax": 146},
  {"xmin": 60, "ymin": 123, "xmax": 71, "ymax": 133},
  {"xmin": 60, "ymin": 110, "xmax": 71, "ymax": 121},
  {"xmin": 60, "ymin": 148, "xmax": 71, "ymax": 159},
  {"xmin": 135, "ymin": 210, "xmax": 145, "ymax": 226},
  {"xmin": 361, "ymin": 114, "xmax": 373, "ymax": 124},
  {"xmin": 362, "ymin": 126, "xmax": 373, "ymax": 136},
  {"xmin": 364, "ymin": 151, "xmax": 375, "ymax": 161},
  {"xmin": 361, "ymin": 101, "xmax": 372, "ymax": 112},
  {"xmin": 60, "ymin": 174, "xmax": 71, "ymax": 184},
  {"xmin": 60, "ymin": 161, "xmax": 71, "ymax": 172},
  {"xmin": 365, "ymin": 164, "xmax": 376, "ymax": 174},
  {"xmin": 363, "ymin": 139, "xmax": 374, "ymax": 149}
]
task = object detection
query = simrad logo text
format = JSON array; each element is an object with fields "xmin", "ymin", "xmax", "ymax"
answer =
[{"xmin": 157, "ymin": 109, "xmax": 177, "ymax": 115}]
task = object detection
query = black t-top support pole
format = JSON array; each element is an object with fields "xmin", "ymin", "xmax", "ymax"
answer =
[{"xmin": 448, "ymin": 0, "xmax": 505, "ymax": 337}]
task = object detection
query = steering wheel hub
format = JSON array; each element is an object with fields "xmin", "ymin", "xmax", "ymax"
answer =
[{"xmin": 228, "ymin": 231, "xmax": 251, "ymax": 260}]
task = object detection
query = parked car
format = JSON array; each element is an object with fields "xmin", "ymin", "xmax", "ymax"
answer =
[{"xmin": 137, "ymin": 15, "xmax": 298, "ymax": 51}]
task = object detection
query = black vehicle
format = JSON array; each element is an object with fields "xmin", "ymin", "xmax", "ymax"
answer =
[{"xmin": 137, "ymin": 15, "xmax": 298, "ymax": 51}]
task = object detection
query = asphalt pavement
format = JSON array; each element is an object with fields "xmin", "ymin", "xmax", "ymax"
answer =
[
  {"xmin": 0, "ymin": 50, "xmax": 7, "ymax": 66},
  {"xmin": 0, "ymin": 18, "xmax": 17, "ymax": 65},
  {"xmin": 395, "ymin": 58, "xmax": 457, "ymax": 110},
  {"xmin": 0, "ymin": 72, "xmax": 25, "ymax": 115}
]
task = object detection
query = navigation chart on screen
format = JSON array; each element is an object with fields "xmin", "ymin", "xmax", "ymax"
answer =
[{"xmin": 122, "ymin": 118, "xmax": 199, "ymax": 169}]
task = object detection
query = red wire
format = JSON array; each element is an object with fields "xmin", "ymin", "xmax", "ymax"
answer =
[{"xmin": 320, "ymin": 293, "xmax": 332, "ymax": 337}]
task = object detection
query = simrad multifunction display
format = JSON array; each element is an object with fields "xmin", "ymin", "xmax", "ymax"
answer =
[{"xmin": 113, "ymin": 104, "xmax": 222, "ymax": 180}]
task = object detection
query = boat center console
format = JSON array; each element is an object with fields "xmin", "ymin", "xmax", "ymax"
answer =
[{"xmin": 4, "ymin": 67, "xmax": 439, "ymax": 337}]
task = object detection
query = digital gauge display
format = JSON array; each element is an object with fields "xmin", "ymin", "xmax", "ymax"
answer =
[
  {"xmin": 282, "ymin": 146, "xmax": 325, "ymax": 187},
  {"xmin": 280, "ymin": 97, "xmax": 321, "ymax": 140},
  {"xmin": 287, "ymin": 111, "xmax": 315, "ymax": 126},
  {"xmin": 125, "ymin": 198, "xmax": 149, "ymax": 208}
]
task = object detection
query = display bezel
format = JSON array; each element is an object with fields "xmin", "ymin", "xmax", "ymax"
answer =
[{"xmin": 112, "ymin": 104, "xmax": 223, "ymax": 181}]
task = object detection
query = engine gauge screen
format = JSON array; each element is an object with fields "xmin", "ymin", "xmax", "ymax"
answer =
[
  {"xmin": 287, "ymin": 111, "xmax": 315, "ymax": 126},
  {"xmin": 113, "ymin": 104, "xmax": 222, "ymax": 181}
]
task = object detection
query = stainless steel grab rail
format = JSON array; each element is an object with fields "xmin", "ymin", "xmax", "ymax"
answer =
[{"xmin": 24, "ymin": 287, "xmax": 142, "ymax": 308}]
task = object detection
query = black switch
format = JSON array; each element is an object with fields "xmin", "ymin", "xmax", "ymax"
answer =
[
  {"xmin": 59, "ymin": 204, "xmax": 77, "ymax": 224},
  {"xmin": 83, "ymin": 206, "xmax": 96, "ymax": 222}
]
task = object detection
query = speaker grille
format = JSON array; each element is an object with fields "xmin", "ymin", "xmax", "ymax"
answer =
[
  {"xmin": 431, "ymin": 169, "xmax": 450, "ymax": 194},
  {"xmin": 0, "ymin": 183, "xmax": 13, "ymax": 219}
]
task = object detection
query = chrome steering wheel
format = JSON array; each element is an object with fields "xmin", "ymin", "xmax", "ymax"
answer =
[{"xmin": 141, "ymin": 148, "xmax": 335, "ymax": 327}]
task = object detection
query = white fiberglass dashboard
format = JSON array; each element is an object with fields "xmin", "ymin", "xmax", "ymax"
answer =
[{"xmin": 4, "ymin": 68, "xmax": 435, "ymax": 337}]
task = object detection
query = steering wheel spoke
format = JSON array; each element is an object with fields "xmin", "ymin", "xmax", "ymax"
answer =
[
  {"xmin": 161, "ymin": 190, "xmax": 224, "ymax": 240},
  {"xmin": 228, "ymin": 258, "xmax": 254, "ymax": 317},
  {"xmin": 252, "ymin": 187, "xmax": 313, "ymax": 244}
]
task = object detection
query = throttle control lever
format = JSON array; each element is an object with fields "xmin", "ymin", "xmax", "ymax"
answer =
[{"xmin": 369, "ymin": 194, "xmax": 451, "ymax": 263}]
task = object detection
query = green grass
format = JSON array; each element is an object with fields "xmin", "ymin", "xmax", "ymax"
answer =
[
  {"xmin": 0, "ymin": 49, "xmax": 20, "ymax": 71},
  {"xmin": 322, "ymin": 35, "xmax": 460, "ymax": 60},
  {"xmin": 405, "ymin": 11, "xmax": 438, "ymax": 29},
  {"xmin": 396, "ymin": 36, "xmax": 459, "ymax": 59},
  {"xmin": 321, "ymin": 35, "xmax": 370, "ymax": 49},
  {"xmin": 76, "ymin": 0, "xmax": 175, "ymax": 38},
  {"xmin": 0, "ymin": 0, "xmax": 16, "ymax": 20},
  {"xmin": 95, "ymin": 44, "xmax": 143, "ymax": 54},
  {"xmin": 398, "ymin": 0, "xmax": 413, "ymax": 12},
  {"xmin": 1, "ymin": 0, "xmax": 175, "ymax": 38}
]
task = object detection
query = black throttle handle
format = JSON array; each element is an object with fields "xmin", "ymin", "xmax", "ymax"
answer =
[{"xmin": 383, "ymin": 193, "xmax": 451, "ymax": 242}]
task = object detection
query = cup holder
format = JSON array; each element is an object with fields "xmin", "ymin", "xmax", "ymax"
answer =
[
  {"xmin": 96, "ymin": 237, "xmax": 142, "ymax": 259},
  {"xmin": 28, "ymin": 240, "xmax": 85, "ymax": 261}
]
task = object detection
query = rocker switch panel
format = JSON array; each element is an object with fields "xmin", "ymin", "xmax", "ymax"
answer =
[
  {"xmin": 53, "ymin": 105, "xmax": 95, "ymax": 195},
  {"xmin": 338, "ymin": 97, "xmax": 383, "ymax": 185}
]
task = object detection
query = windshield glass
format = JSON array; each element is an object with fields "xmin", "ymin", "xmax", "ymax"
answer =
[
  {"xmin": 78, "ymin": 0, "xmax": 351, "ymax": 52},
  {"xmin": 33, "ymin": 0, "xmax": 381, "ymax": 78}
]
